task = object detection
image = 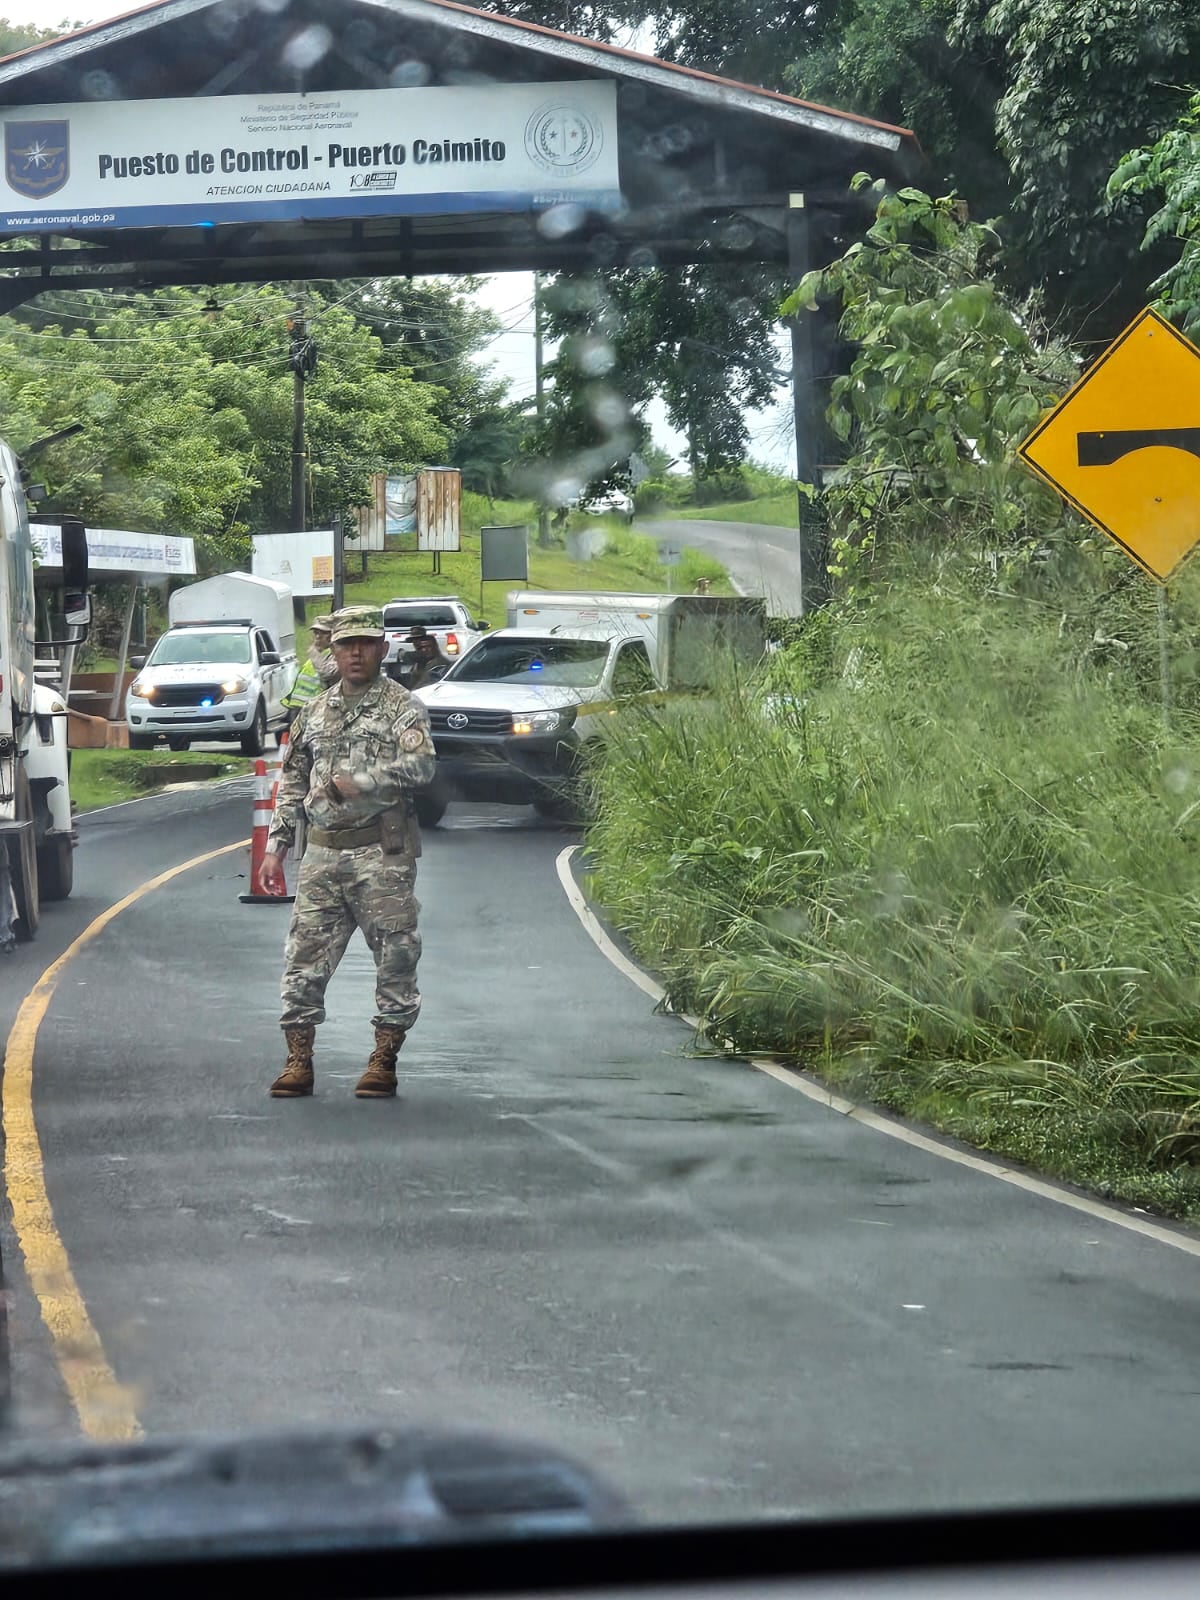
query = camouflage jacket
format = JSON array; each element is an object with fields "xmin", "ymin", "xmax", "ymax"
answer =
[{"xmin": 268, "ymin": 673, "xmax": 436, "ymax": 853}]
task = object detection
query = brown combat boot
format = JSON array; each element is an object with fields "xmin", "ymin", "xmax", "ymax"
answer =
[
  {"xmin": 270, "ymin": 1026, "xmax": 316, "ymax": 1097},
  {"xmin": 354, "ymin": 1025, "xmax": 407, "ymax": 1098}
]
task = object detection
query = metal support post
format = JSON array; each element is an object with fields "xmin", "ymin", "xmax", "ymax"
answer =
[
  {"xmin": 534, "ymin": 272, "xmax": 552, "ymax": 548},
  {"xmin": 786, "ymin": 193, "xmax": 831, "ymax": 613}
]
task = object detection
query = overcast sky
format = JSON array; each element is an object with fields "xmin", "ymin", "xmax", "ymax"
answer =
[{"xmin": 1, "ymin": 4, "xmax": 795, "ymax": 471}]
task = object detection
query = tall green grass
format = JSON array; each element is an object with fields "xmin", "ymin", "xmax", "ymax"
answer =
[{"xmin": 587, "ymin": 550, "xmax": 1200, "ymax": 1216}]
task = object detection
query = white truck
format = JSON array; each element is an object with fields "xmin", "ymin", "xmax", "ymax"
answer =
[
  {"xmin": 126, "ymin": 572, "xmax": 296, "ymax": 755},
  {"xmin": 414, "ymin": 591, "xmax": 766, "ymax": 823},
  {"xmin": 504, "ymin": 591, "xmax": 767, "ymax": 689},
  {"xmin": 0, "ymin": 435, "xmax": 90, "ymax": 946},
  {"xmin": 382, "ymin": 595, "xmax": 488, "ymax": 680}
]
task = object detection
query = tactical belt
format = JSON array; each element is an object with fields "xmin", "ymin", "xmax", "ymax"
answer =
[{"xmin": 307, "ymin": 821, "xmax": 382, "ymax": 850}]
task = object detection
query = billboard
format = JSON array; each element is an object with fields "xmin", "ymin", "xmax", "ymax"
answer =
[
  {"xmin": 417, "ymin": 468, "xmax": 462, "ymax": 553},
  {"xmin": 251, "ymin": 529, "xmax": 336, "ymax": 598},
  {"xmin": 0, "ymin": 81, "xmax": 620, "ymax": 233},
  {"xmin": 31, "ymin": 523, "xmax": 195, "ymax": 578}
]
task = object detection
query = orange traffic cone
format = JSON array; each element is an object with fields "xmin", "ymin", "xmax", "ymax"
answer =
[{"xmin": 239, "ymin": 757, "xmax": 295, "ymax": 905}]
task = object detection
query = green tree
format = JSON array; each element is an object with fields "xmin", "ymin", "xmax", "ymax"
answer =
[
  {"xmin": 0, "ymin": 15, "xmax": 66, "ymax": 55},
  {"xmin": 0, "ymin": 285, "xmax": 446, "ymax": 568},
  {"xmin": 963, "ymin": 0, "xmax": 1200, "ymax": 338},
  {"xmin": 784, "ymin": 178, "xmax": 1077, "ymax": 581},
  {"xmin": 450, "ymin": 397, "xmax": 533, "ymax": 501},
  {"xmin": 311, "ymin": 276, "xmax": 507, "ymax": 447},
  {"xmin": 532, "ymin": 264, "xmax": 784, "ymax": 501},
  {"xmin": 1107, "ymin": 90, "xmax": 1200, "ymax": 337}
]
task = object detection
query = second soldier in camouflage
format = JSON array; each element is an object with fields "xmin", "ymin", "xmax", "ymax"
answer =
[{"xmin": 259, "ymin": 604, "xmax": 437, "ymax": 1099}]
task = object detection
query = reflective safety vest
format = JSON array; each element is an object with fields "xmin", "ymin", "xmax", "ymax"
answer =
[{"xmin": 283, "ymin": 653, "xmax": 333, "ymax": 710}]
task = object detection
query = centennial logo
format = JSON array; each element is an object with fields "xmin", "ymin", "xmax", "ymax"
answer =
[
  {"xmin": 524, "ymin": 103, "xmax": 602, "ymax": 176},
  {"xmin": 349, "ymin": 171, "xmax": 399, "ymax": 192},
  {"xmin": 5, "ymin": 120, "xmax": 70, "ymax": 198}
]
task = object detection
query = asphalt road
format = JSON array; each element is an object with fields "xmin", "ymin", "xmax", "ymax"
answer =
[
  {"xmin": 6, "ymin": 785, "xmax": 1200, "ymax": 1527},
  {"xmin": 643, "ymin": 518, "xmax": 805, "ymax": 613}
]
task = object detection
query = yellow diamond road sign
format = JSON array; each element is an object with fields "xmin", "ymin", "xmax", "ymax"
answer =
[{"xmin": 1018, "ymin": 307, "xmax": 1200, "ymax": 582}]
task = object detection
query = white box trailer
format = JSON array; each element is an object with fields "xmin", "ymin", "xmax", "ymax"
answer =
[
  {"xmin": 168, "ymin": 571, "xmax": 295, "ymax": 655},
  {"xmin": 505, "ymin": 591, "xmax": 766, "ymax": 689}
]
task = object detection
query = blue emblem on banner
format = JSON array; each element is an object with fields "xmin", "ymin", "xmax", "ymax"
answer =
[{"xmin": 5, "ymin": 120, "xmax": 69, "ymax": 199}]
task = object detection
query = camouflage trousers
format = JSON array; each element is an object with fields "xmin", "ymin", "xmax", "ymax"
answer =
[{"xmin": 279, "ymin": 842, "xmax": 421, "ymax": 1031}]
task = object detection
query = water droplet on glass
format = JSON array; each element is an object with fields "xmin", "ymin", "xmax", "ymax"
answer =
[
  {"xmin": 538, "ymin": 203, "xmax": 587, "ymax": 239},
  {"xmin": 283, "ymin": 24, "xmax": 333, "ymax": 72},
  {"xmin": 391, "ymin": 59, "xmax": 431, "ymax": 87},
  {"xmin": 81, "ymin": 69, "xmax": 119, "ymax": 100},
  {"xmin": 577, "ymin": 337, "xmax": 616, "ymax": 377}
]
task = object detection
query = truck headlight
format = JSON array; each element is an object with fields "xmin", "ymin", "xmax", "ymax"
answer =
[
  {"xmin": 512, "ymin": 709, "xmax": 571, "ymax": 735},
  {"xmin": 128, "ymin": 681, "xmax": 155, "ymax": 700},
  {"xmin": 221, "ymin": 677, "xmax": 249, "ymax": 694}
]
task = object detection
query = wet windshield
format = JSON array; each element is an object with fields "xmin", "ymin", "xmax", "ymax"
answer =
[
  {"xmin": 147, "ymin": 631, "xmax": 252, "ymax": 666},
  {"xmin": 445, "ymin": 635, "xmax": 608, "ymax": 685},
  {"xmin": 3, "ymin": 0, "xmax": 1200, "ymax": 1573}
]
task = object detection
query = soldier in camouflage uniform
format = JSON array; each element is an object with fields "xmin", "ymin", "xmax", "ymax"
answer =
[
  {"xmin": 282, "ymin": 613, "xmax": 340, "ymax": 718},
  {"xmin": 260, "ymin": 605, "xmax": 437, "ymax": 1099}
]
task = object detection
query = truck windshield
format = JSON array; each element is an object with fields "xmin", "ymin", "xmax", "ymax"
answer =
[
  {"xmin": 148, "ymin": 631, "xmax": 252, "ymax": 666},
  {"xmin": 384, "ymin": 604, "xmax": 459, "ymax": 628},
  {"xmin": 447, "ymin": 636, "xmax": 608, "ymax": 687}
]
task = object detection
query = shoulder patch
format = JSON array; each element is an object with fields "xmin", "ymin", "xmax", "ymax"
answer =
[{"xmin": 399, "ymin": 725, "xmax": 427, "ymax": 752}]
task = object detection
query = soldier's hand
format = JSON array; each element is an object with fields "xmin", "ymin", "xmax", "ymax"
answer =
[
  {"xmin": 333, "ymin": 774, "xmax": 362, "ymax": 800},
  {"xmin": 259, "ymin": 852, "xmax": 288, "ymax": 896}
]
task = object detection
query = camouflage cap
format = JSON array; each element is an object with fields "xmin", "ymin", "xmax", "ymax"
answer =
[
  {"xmin": 330, "ymin": 605, "xmax": 385, "ymax": 643},
  {"xmin": 311, "ymin": 614, "xmax": 336, "ymax": 632}
]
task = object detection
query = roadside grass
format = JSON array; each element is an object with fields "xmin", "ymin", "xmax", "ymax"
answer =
[
  {"xmin": 71, "ymin": 749, "xmax": 248, "ymax": 813},
  {"xmin": 585, "ymin": 545, "xmax": 1200, "ymax": 1221},
  {"xmin": 655, "ymin": 492, "xmax": 797, "ymax": 527}
]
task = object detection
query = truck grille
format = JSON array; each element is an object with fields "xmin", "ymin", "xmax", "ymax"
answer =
[
  {"xmin": 152, "ymin": 683, "xmax": 226, "ymax": 707},
  {"xmin": 428, "ymin": 708, "xmax": 512, "ymax": 734}
]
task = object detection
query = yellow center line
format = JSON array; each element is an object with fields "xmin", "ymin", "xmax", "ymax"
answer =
[{"xmin": 2, "ymin": 837, "xmax": 248, "ymax": 1441}]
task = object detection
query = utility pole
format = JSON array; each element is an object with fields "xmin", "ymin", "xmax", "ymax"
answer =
[
  {"xmin": 534, "ymin": 272, "xmax": 552, "ymax": 548},
  {"xmin": 287, "ymin": 310, "xmax": 308, "ymax": 536},
  {"xmin": 286, "ymin": 308, "xmax": 327, "ymax": 616}
]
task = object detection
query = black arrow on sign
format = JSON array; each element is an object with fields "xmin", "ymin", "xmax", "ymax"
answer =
[{"xmin": 1077, "ymin": 428, "xmax": 1200, "ymax": 466}]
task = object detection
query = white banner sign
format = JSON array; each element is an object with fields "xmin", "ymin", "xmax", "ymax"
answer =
[
  {"xmin": 252, "ymin": 529, "xmax": 336, "ymax": 598},
  {"xmin": 31, "ymin": 523, "xmax": 196, "ymax": 578},
  {"xmin": 1, "ymin": 81, "xmax": 620, "ymax": 232}
]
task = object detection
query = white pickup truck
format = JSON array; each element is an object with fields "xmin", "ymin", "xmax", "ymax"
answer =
[
  {"xmin": 382, "ymin": 596, "xmax": 488, "ymax": 682},
  {"xmin": 125, "ymin": 572, "xmax": 296, "ymax": 755}
]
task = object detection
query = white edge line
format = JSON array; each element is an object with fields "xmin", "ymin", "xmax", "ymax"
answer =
[{"xmin": 555, "ymin": 844, "xmax": 1200, "ymax": 1260}]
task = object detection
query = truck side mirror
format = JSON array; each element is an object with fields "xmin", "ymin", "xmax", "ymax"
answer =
[
  {"xmin": 260, "ymin": 650, "xmax": 281, "ymax": 666},
  {"xmin": 63, "ymin": 590, "xmax": 91, "ymax": 631},
  {"xmin": 130, "ymin": 655, "xmax": 146, "ymax": 670},
  {"xmin": 60, "ymin": 516, "xmax": 88, "ymax": 592},
  {"xmin": 477, "ymin": 620, "xmax": 490, "ymax": 631}
]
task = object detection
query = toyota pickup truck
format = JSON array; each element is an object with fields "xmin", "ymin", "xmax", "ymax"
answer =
[
  {"xmin": 412, "ymin": 592, "xmax": 767, "ymax": 826},
  {"xmin": 413, "ymin": 625, "xmax": 656, "ymax": 822}
]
